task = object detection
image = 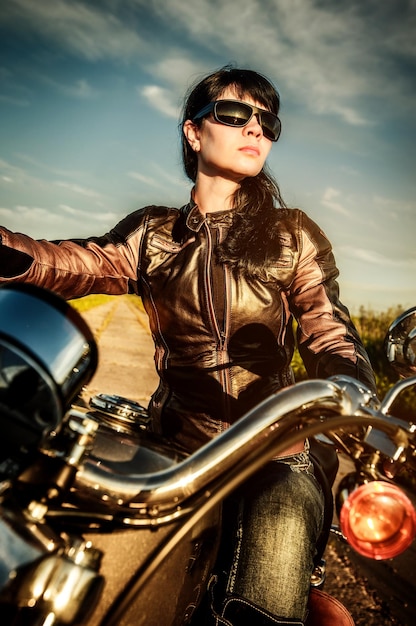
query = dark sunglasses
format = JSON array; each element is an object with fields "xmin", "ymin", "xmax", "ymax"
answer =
[{"xmin": 192, "ymin": 99, "xmax": 281, "ymax": 142}]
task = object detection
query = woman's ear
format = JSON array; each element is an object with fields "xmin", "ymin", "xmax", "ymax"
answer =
[{"xmin": 183, "ymin": 120, "xmax": 201, "ymax": 152}]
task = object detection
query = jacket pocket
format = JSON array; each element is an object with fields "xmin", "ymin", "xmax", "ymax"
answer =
[{"xmin": 150, "ymin": 234, "xmax": 195, "ymax": 254}]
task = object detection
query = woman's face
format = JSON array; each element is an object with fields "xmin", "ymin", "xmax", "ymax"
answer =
[{"xmin": 184, "ymin": 87, "xmax": 274, "ymax": 183}]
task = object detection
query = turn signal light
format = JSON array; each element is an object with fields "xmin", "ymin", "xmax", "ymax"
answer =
[{"xmin": 340, "ymin": 481, "xmax": 416, "ymax": 559}]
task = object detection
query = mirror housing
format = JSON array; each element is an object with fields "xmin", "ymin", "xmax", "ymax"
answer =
[{"xmin": 385, "ymin": 306, "xmax": 416, "ymax": 378}]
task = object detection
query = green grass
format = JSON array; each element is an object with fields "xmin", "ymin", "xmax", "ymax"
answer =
[
  {"xmin": 69, "ymin": 294, "xmax": 119, "ymax": 312},
  {"xmin": 69, "ymin": 293, "xmax": 146, "ymax": 314}
]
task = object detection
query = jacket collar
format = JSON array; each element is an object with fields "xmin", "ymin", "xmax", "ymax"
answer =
[
  {"xmin": 183, "ymin": 199, "xmax": 235, "ymax": 233},
  {"xmin": 184, "ymin": 202, "xmax": 205, "ymax": 232}
]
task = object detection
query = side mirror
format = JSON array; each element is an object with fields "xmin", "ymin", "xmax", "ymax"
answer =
[
  {"xmin": 0, "ymin": 284, "xmax": 97, "ymax": 476},
  {"xmin": 384, "ymin": 306, "xmax": 416, "ymax": 378}
]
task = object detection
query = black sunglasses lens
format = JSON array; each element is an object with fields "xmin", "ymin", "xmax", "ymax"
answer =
[
  {"xmin": 261, "ymin": 112, "xmax": 281, "ymax": 141},
  {"xmin": 215, "ymin": 101, "xmax": 280, "ymax": 141},
  {"xmin": 215, "ymin": 101, "xmax": 252, "ymax": 126}
]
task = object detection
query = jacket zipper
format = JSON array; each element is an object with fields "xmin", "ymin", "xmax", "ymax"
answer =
[{"xmin": 204, "ymin": 223, "xmax": 232, "ymax": 425}]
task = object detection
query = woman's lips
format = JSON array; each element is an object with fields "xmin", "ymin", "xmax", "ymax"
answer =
[{"xmin": 239, "ymin": 145, "xmax": 260, "ymax": 156}]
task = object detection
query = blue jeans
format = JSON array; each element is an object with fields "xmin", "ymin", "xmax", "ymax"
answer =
[{"xmin": 214, "ymin": 446, "xmax": 325, "ymax": 623}]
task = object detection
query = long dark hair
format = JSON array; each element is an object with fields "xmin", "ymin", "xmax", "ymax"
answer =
[{"xmin": 181, "ymin": 65, "xmax": 287, "ymax": 277}]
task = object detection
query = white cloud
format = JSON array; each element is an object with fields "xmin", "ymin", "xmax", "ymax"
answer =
[
  {"xmin": 150, "ymin": 162, "xmax": 190, "ymax": 189},
  {"xmin": 14, "ymin": 205, "xmax": 64, "ymax": 222},
  {"xmin": 143, "ymin": 0, "xmax": 414, "ymax": 124},
  {"xmin": 138, "ymin": 55, "xmax": 210, "ymax": 123},
  {"xmin": 0, "ymin": 0, "xmax": 146, "ymax": 62},
  {"xmin": 340, "ymin": 245, "xmax": 416, "ymax": 269},
  {"xmin": 139, "ymin": 85, "xmax": 179, "ymax": 118},
  {"xmin": 373, "ymin": 194, "xmax": 416, "ymax": 218},
  {"xmin": 15, "ymin": 153, "xmax": 85, "ymax": 178},
  {"xmin": 128, "ymin": 166, "xmax": 189, "ymax": 192},
  {"xmin": 0, "ymin": 158, "xmax": 44, "ymax": 188},
  {"xmin": 40, "ymin": 76, "xmax": 99, "ymax": 99},
  {"xmin": 0, "ymin": 94, "xmax": 30, "ymax": 107},
  {"xmin": 60, "ymin": 204, "xmax": 83, "ymax": 215},
  {"xmin": 2, "ymin": 0, "xmax": 414, "ymax": 126},
  {"xmin": 321, "ymin": 187, "xmax": 351, "ymax": 216},
  {"xmin": 320, "ymin": 104, "xmax": 371, "ymax": 127},
  {"xmin": 146, "ymin": 55, "xmax": 209, "ymax": 92},
  {"xmin": 0, "ymin": 208, "xmax": 13, "ymax": 218},
  {"xmin": 128, "ymin": 171, "xmax": 159, "ymax": 187},
  {"xmin": 0, "ymin": 203, "xmax": 118, "ymax": 239},
  {"xmin": 54, "ymin": 181, "xmax": 103, "ymax": 199},
  {"xmin": 0, "ymin": 158, "xmax": 23, "ymax": 177},
  {"xmin": 0, "ymin": 159, "xmax": 104, "ymax": 214},
  {"xmin": 59, "ymin": 203, "xmax": 118, "ymax": 222}
]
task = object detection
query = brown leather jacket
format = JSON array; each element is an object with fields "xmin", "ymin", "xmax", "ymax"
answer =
[{"xmin": 0, "ymin": 203, "xmax": 376, "ymax": 452}]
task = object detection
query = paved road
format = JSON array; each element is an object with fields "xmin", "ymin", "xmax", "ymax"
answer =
[
  {"xmin": 78, "ymin": 296, "xmax": 414, "ymax": 626},
  {"xmin": 79, "ymin": 297, "xmax": 159, "ymax": 406}
]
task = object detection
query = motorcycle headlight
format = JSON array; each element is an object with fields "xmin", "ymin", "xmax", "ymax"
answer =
[{"xmin": 337, "ymin": 475, "xmax": 416, "ymax": 559}]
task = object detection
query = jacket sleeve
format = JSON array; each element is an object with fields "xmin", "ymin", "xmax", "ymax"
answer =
[
  {"xmin": 287, "ymin": 211, "xmax": 377, "ymax": 393},
  {"xmin": 0, "ymin": 208, "xmax": 150, "ymax": 300}
]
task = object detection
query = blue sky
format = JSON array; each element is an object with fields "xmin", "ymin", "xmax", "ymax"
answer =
[{"xmin": 0, "ymin": 0, "xmax": 415, "ymax": 313}]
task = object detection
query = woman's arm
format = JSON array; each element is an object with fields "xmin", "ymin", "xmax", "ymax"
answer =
[
  {"xmin": 288, "ymin": 211, "xmax": 377, "ymax": 393},
  {"xmin": 0, "ymin": 208, "xmax": 149, "ymax": 300}
]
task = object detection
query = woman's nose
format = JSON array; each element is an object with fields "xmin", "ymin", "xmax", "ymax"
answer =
[{"xmin": 243, "ymin": 114, "xmax": 262, "ymax": 138}]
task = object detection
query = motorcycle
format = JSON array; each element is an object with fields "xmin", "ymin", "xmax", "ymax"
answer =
[{"xmin": 0, "ymin": 283, "xmax": 415, "ymax": 626}]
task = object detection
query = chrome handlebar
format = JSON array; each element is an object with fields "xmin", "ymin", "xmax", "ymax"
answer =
[{"xmin": 72, "ymin": 376, "xmax": 414, "ymax": 524}]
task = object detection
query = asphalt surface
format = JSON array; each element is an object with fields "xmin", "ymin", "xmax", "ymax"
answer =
[{"xmin": 79, "ymin": 297, "xmax": 415, "ymax": 626}]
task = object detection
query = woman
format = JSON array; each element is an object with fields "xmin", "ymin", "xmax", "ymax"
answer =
[{"xmin": 0, "ymin": 66, "xmax": 376, "ymax": 624}]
